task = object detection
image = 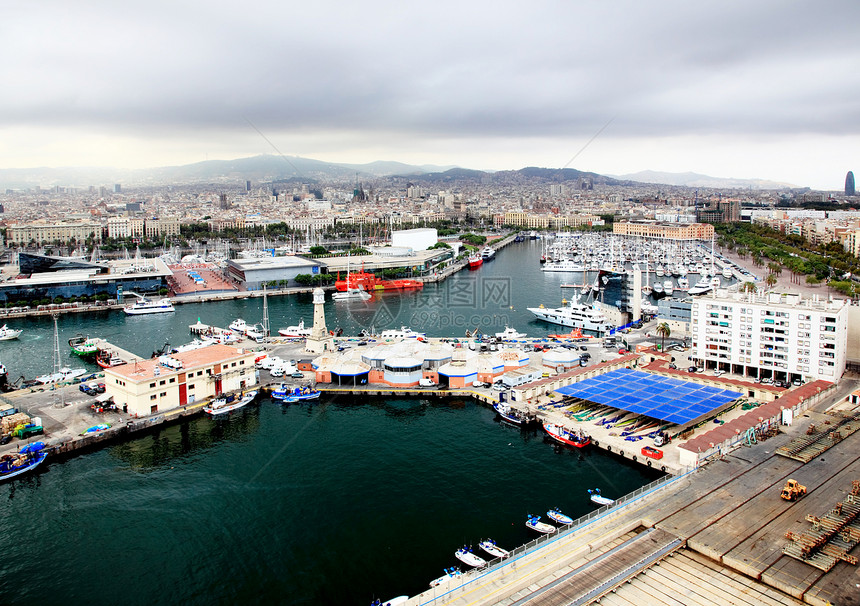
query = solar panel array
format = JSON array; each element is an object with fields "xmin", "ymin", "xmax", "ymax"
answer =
[{"xmin": 556, "ymin": 368, "xmax": 742, "ymax": 425}]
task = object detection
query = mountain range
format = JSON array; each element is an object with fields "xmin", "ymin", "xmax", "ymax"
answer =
[{"xmin": 0, "ymin": 154, "xmax": 799, "ymax": 191}]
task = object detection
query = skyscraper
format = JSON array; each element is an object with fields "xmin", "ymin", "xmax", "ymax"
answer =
[{"xmin": 846, "ymin": 171, "xmax": 855, "ymax": 196}]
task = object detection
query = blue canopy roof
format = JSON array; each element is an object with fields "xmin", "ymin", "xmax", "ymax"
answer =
[{"xmin": 555, "ymin": 368, "xmax": 742, "ymax": 426}]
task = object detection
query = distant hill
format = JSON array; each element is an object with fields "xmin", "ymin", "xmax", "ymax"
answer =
[
  {"xmin": 334, "ymin": 160, "xmax": 457, "ymax": 176},
  {"xmin": 613, "ymin": 170, "xmax": 797, "ymax": 190}
]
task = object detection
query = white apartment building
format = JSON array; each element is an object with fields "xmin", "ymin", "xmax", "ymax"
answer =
[{"xmin": 690, "ymin": 292, "xmax": 847, "ymax": 383}]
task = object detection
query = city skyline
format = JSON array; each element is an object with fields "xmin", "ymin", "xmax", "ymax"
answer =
[{"xmin": 2, "ymin": 1, "xmax": 858, "ymax": 190}]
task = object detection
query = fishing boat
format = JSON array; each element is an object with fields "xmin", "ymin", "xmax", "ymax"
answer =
[
  {"xmin": 273, "ymin": 386, "xmax": 321, "ymax": 403},
  {"xmin": 0, "ymin": 442, "xmax": 48, "ymax": 482},
  {"xmin": 478, "ymin": 539, "xmax": 510, "ymax": 559},
  {"xmin": 69, "ymin": 335, "xmax": 99, "ymax": 359},
  {"xmin": 0, "ymin": 324, "xmax": 22, "ymax": 341},
  {"xmin": 96, "ymin": 349, "xmax": 126, "ymax": 369},
  {"xmin": 494, "ymin": 326, "xmax": 527, "ymax": 340},
  {"xmin": 203, "ymin": 390, "xmax": 258, "ymax": 416},
  {"xmin": 547, "ymin": 508, "xmax": 574, "ymax": 525},
  {"xmin": 467, "ymin": 253, "xmax": 483, "ymax": 269},
  {"xmin": 429, "ymin": 568, "xmax": 462, "ymax": 588},
  {"xmin": 493, "ymin": 402, "xmax": 527, "ymax": 425},
  {"xmin": 123, "ymin": 294, "xmax": 175, "ymax": 315},
  {"xmin": 588, "ymin": 488, "xmax": 615, "ymax": 506},
  {"xmin": 81, "ymin": 423, "xmax": 110, "ymax": 435},
  {"xmin": 278, "ymin": 319, "xmax": 312, "ymax": 338},
  {"xmin": 543, "ymin": 423, "xmax": 591, "ymax": 448},
  {"xmin": 454, "ymin": 546, "xmax": 487, "ymax": 568},
  {"xmin": 525, "ymin": 514, "xmax": 556, "ymax": 534}
]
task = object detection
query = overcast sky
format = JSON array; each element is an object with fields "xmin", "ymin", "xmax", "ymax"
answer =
[{"xmin": 2, "ymin": 0, "xmax": 858, "ymax": 189}]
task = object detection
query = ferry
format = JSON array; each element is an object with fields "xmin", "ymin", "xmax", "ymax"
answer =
[
  {"xmin": 543, "ymin": 423, "xmax": 591, "ymax": 448},
  {"xmin": 124, "ymin": 295, "xmax": 176, "ymax": 315},
  {"xmin": 527, "ymin": 298, "xmax": 609, "ymax": 332},
  {"xmin": 278, "ymin": 319, "xmax": 312, "ymax": 338},
  {"xmin": 0, "ymin": 442, "xmax": 48, "ymax": 483}
]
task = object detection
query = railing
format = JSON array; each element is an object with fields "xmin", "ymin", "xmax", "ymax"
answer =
[{"xmin": 416, "ymin": 470, "xmax": 694, "ymax": 605}]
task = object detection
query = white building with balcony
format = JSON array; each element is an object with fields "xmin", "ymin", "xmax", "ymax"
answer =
[{"xmin": 690, "ymin": 292, "xmax": 848, "ymax": 383}]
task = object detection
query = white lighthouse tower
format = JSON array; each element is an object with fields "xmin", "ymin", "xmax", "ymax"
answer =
[{"xmin": 305, "ymin": 287, "xmax": 334, "ymax": 354}]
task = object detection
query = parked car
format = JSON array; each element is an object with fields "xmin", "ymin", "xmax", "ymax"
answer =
[
  {"xmin": 618, "ymin": 348, "xmax": 629, "ymax": 354},
  {"xmin": 714, "ymin": 370, "xmax": 725, "ymax": 377},
  {"xmin": 580, "ymin": 345, "xmax": 588, "ymax": 351},
  {"xmin": 792, "ymin": 378, "xmax": 803, "ymax": 386},
  {"xmin": 291, "ymin": 371, "xmax": 304, "ymax": 379},
  {"xmin": 79, "ymin": 384, "xmax": 95, "ymax": 395},
  {"xmin": 668, "ymin": 363, "xmax": 677, "ymax": 369},
  {"xmin": 688, "ymin": 366, "xmax": 698, "ymax": 373}
]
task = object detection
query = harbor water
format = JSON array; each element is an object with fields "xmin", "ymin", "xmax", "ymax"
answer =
[{"xmin": 0, "ymin": 239, "xmax": 660, "ymax": 605}]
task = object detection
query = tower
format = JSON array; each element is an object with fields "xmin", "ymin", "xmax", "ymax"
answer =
[
  {"xmin": 846, "ymin": 171, "xmax": 855, "ymax": 197},
  {"xmin": 305, "ymin": 287, "xmax": 334, "ymax": 354}
]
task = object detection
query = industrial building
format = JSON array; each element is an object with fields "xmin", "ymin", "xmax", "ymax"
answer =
[{"xmin": 224, "ymin": 255, "xmax": 326, "ymax": 290}]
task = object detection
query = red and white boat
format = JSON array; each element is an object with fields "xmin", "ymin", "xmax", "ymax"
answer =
[
  {"xmin": 543, "ymin": 423, "xmax": 591, "ymax": 448},
  {"xmin": 96, "ymin": 349, "xmax": 126, "ymax": 368},
  {"xmin": 468, "ymin": 253, "xmax": 483, "ymax": 269}
]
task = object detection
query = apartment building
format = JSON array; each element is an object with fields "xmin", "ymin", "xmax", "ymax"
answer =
[
  {"xmin": 690, "ymin": 292, "xmax": 847, "ymax": 383},
  {"xmin": 5, "ymin": 220, "xmax": 103, "ymax": 245},
  {"xmin": 613, "ymin": 221, "xmax": 714, "ymax": 241}
]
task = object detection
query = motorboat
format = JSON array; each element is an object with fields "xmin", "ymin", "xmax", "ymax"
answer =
[
  {"xmin": 244, "ymin": 324, "xmax": 267, "ymax": 342},
  {"xmin": 0, "ymin": 324, "xmax": 22, "ymax": 341},
  {"xmin": 272, "ymin": 386, "xmax": 321, "ymax": 403},
  {"xmin": 543, "ymin": 423, "xmax": 591, "ymax": 448},
  {"xmin": 203, "ymin": 390, "xmax": 258, "ymax": 416},
  {"xmin": 379, "ymin": 326, "xmax": 426, "ymax": 340},
  {"xmin": 278, "ymin": 319, "xmax": 312, "ymax": 338},
  {"xmin": 525, "ymin": 514, "xmax": 556, "ymax": 534},
  {"xmin": 200, "ymin": 331, "xmax": 239, "ymax": 345},
  {"xmin": 688, "ymin": 278, "xmax": 713, "ymax": 296},
  {"xmin": 494, "ymin": 402, "xmax": 526, "ymax": 425},
  {"xmin": 678, "ymin": 277, "xmax": 689, "ymax": 290},
  {"xmin": 662, "ymin": 279, "xmax": 674, "ymax": 295},
  {"xmin": 332, "ymin": 287, "xmax": 371, "ymax": 301},
  {"xmin": 96, "ymin": 349, "xmax": 126, "ymax": 369},
  {"xmin": 228, "ymin": 318, "xmax": 249, "ymax": 334},
  {"xmin": 454, "ymin": 546, "xmax": 487, "ymax": 568},
  {"xmin": 547, "ymin": 508, "xmax": 574, "ymax": 525},
  {"xmin": 722, "ymin": 266, "xmax": 733, "ymax": 279},
  {"xmin": 541, "ymin": 259, "xmax": 585, "ymax": 272},
  {"xmin": 495, "ymin": 326, "xmax": 527, "ymax": 340},
  {"xmin": 478, "ymin": 539, "xmax": 510, "ymax": 559},
  {"xmin": 123, "ymin": 295, "xmax": 175, "ymax": 315},
  {"xmin": 370, "ymin": 598, "xmax": 408, "ymax": 606},
  {"xmin": 588, "ymin": 488, "xmax": 615, "ymax": 507},
  {"xmin": 429, "ymin": 568, "xmax": 462, "ymax": 588},
  {"xmin": 527, "ymin": 299, "xmax": 609, "ymax": 332},
  {"xmin": 480, "ymin": 246, "xmax": 496, "ymax": 261},
  {"xmin": 0, "ymin": 442, "xmax": 48, "ymax": 482}
]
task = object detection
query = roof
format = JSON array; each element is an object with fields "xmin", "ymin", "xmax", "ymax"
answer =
[
  {"xmin": 555, "ymin": 368, "xmax": 742, "ymax": 426},
  {"xmin": 105, "ymin": 344, "xmax": 251, "ymax": 382}
]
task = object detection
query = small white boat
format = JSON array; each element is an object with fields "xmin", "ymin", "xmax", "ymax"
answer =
[
  {"xmin": 588, "ymin": 488, "xmax": 615, "ymax": 507},
  {"xmin": 722, "ymin": 266, "xmax": 733, "ymax": 279},
  {"xmin": 0, "ymin": 324, "xmax": 22, "ymax": 341},
  {"xmin": 228, "ymin": 318, "xmax": 249, "ymax": 334},
  {"xmin": 454, "ymin": 546, "xmax": 487, "ymax": 568},
  {"xmin": 379, "ymin": 326, "xmax": 426, "ymax": 340},
  {"xmin": 278, "ymin": 319, "xmax": 312, "ymax": 338},
  {"xmin": 478, "ymin": 539, "xmax": 510, "ymax": 559},
  {"xmin": 124, "ymin": 295, "xmax": 175, "ymax": 315},
  {"xmin": 370, "ymin": 597, "xmax": 408, "ymax": 606},
  {"xmin": 203, "ymin": 390, "xmax": 258, "ymax": 416},
  {"xmin": 332, "ymin": 287, "xmax": 371, "ymax": 301},
  {"xmin": 495, "ymin": 326, "xmax": 527, "ymax": 340},
  {"xmin": 35, "ymin": 367, "xmax": 86, "ymax": 384},
  {"xmin": 547, "ymin": 508, "xmax": 573, "ymax": 525},
  {"xmin": 244, "ymin": 324, "xmax": 267, "ymax": 342},
  {"xmin": 525, "ymin": 514, "xmax": 556, "ymax": 534},
  {"xmin": 429, "ymin": 568, "xmax": 462, "ymax": 588}
]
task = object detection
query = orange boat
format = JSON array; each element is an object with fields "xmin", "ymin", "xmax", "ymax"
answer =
[
  {"xmin": 548, "ymin": 328, "xmax": 587, "ymax": 340},
  {"xmin": 334, "ymin": 270, "xmax": 423, "ymax": 292}
]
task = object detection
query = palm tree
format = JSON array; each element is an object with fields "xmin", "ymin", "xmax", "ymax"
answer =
[
  {"xmin": 767, "ymin": 262, "xmax": 782, "ymax": 278},
  {"xmin": 741, "ymin": 281, "xmax": 757, "ymax": 294},
  {"xmin": 765, "ymin": 273, "xmax": 778, "ymax": 290},
  {"xmin": 656, "ymin": 322, "xmax": 671, "ymax": 352}
]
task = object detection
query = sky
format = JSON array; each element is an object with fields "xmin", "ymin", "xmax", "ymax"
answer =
[{"xmin": 1, "ymin": 0, "xmax": 858, "ymax": 190}]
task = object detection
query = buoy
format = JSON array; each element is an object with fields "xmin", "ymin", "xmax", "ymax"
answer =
[
  {"xmin": 647, "ymin": 460, "xmax": 652, "ymax": 467},
  {"xmin": 661, "ymin": 466, "xmax": 666, "ymax": 472}
]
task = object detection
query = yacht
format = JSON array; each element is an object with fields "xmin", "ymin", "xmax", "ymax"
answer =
[
  {"xmin": 527, "ymin": 298, "xmax": 609, "ymax": 332},
  {"xmin": 480, "ymin": 246, "xmax": 496, "ymax": 261},
  {"xmin": 229, "ymin": 318, "xmax": 249, "ymax": 334},
  {"xmin": 379, "ymin": 326, "xmax": 426, "ymax": 340},
  {"xmin": 124, "ymin": 295, "xmax": 175, "ymax": 316},
  {"xmin": 332, "ymin": 287, "xmax": 371, "ymax": 301},
  {"xmin": 0, "ymin": 324, "xmax": 22, "ymax": 341},
  {"xmin": 541, "ymin": 259, "xmax": 585, "ymax": 272},
  {"xmin": 278, "ymin": 319, "xmax": 312, "ymax": 338},
  {"xmin": 722, "ymin": 266, "xmax": 733, "ymax": 279},
  {"xmin": 688, "ymin": 277, "xmax": 713, "ymax": 295},
  {"xmin": 495, "ymin": 326, "xmax": 527, "ymax": 340}
]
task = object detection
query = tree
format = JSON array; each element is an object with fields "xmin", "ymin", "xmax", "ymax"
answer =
[
  {"xmin": 741, "ymin": 281, "xmax": 757, "ymax": 294},
  {"xmin": 655, "ymin": 322, "xmax": 671, "ymax": 352},
  {"xmin": 765, "ymin": 273, "xmax": 778, "ymax": 290},
  {"xmin": 309, "ymin": 246, "xmax": 328, "ymax": 256},
  {"xmin": 767, "ymin": 262, "xmax": 782, "ymax": 278}
]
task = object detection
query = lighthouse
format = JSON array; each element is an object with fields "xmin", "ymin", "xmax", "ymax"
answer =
[{"xmin": 305, "ymin": 287, "xmax": 334, "ymax": 354}]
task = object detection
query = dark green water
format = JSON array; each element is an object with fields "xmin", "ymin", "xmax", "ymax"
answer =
[
  {"xmin": 1, "ymin": 397, "xmax": 661, "ymax": 605},
  {"xmin": 0, "ymin": 241, "xmax": 658, "ymax": 604}
]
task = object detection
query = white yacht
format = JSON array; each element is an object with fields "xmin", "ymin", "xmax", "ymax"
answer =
[
  {"xmin": 229, "ymin": 318, "xmax": 249, "ymax": 334},
  {"xmin": 332, "ymin": 287, "xmax": 371, "ymax": 301},
  {"xmin": 688, "ymin": 277, "xmax": 713, "ymax": 295},
  {"xmin": 278, "ymin": 319, "xmax": 312, "ymax": 338},
  {"xmin": 721, "ymin": 266, "xmax": 733, "ymax": 279},
  {"xmin": 0, "ymin": 324, "xmax": 22, "ymax": 341},
  {"xmin": 379, "ymin": 326, "xmax": 426, "ymax": 340},
  {"xmin": 123, "ymin": 295, "xmax": 175, "ymax": 316},
  {"xmin": 495, "ymin": 326, "xmax": 527, "ymax": 340},
  {"xmin": 541, "ymin": 259, "xmax": 585, "ymax": 272},
  {"xmin": 527, "ymin": 298, "xmax": 609, "ymax": 332}
]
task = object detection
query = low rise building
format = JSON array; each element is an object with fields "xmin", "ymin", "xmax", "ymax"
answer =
[{"xmin": 104, "ymin": 344, "xmax": 258, "ymax": 417}]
